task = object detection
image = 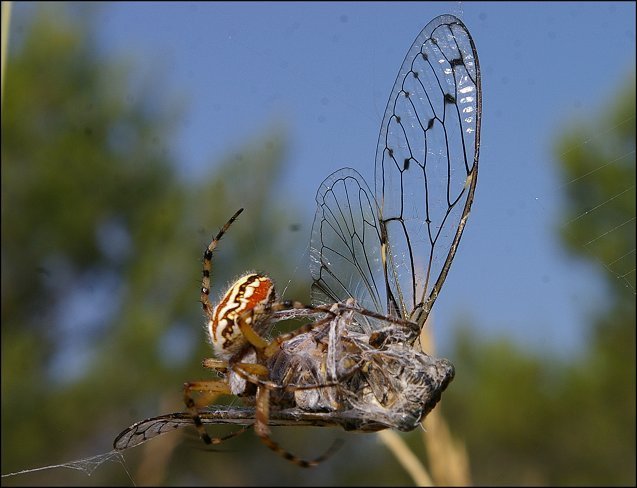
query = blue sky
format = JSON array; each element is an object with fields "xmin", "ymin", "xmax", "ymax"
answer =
[{"xmin": 14, "ymin": 2, "xmax": 636, "ymax": 357}]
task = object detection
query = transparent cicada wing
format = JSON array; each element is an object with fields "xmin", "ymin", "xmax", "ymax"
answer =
[
  {"xmin": 375, "ymin": 15, "xmax": 481, "ymax": 327},
  {"xmin": 311, "ymin": 14, "xmax": 481, "ymax": 331},
  {"xmin": 310, "ymin": 167, "xmax": 386, "ymax": 313},
  {"xmin": 113, "ymin": 406, "xmax": 392, "ymax": 451}
]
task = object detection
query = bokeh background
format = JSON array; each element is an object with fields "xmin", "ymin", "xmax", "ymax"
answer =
[{"xmin": 2, "ymin": 1, "xmax": 634, "ymax": 485}]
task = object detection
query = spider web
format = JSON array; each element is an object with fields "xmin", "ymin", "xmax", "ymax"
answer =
[
  {"xmin": 1, "ymin": 450, "xmax": 132, "ymax": 481},
  {"xmin": 554, "ymin": 108, "xmax": 636, "ymax": 296}
]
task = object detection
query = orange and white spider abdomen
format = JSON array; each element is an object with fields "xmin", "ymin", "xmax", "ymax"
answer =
[{"xmin": 208, "ymin": 273, "xmax": 276, "ymax": 360}]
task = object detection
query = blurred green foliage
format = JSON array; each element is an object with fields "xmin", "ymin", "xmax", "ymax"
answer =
[{"xmin": 2, "ymin": 4, "xmax": 635, "ymax": 486}]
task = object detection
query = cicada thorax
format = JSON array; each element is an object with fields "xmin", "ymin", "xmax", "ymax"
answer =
[{"xmin": 208, "ymin": 273, "xmax": 276, "ymax": 361}]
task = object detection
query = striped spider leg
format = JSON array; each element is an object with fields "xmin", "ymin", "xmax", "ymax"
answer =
[{"xmin": 185, "ymin": 208, "xmax": 342, "ymax": 467}]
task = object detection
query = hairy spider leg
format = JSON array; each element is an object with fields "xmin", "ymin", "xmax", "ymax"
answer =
[
  {"xmin": 183, "ymin": 379, "xmax": 245, "ymax": 445},
  {"xmin": 255, "ymin": 384, "xmax": 344, "ymax": 467}
]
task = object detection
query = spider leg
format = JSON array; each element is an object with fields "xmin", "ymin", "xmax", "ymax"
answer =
[
  {"xmin": 202, "ymin": 357, "xmax": 228, "ymax": 371},
  {"xmin": 230, "ymin": 304, "xmax": 339, "ymax": 392},
  {"xmin": 234, "ymin": 301, "xmax": 335, "ymax": 359},
  {"xmin": 254, "ymin": 385, "xmax": 343, "ymax": 468},
  {"xmin": 201, "ymin": 356, "xmax": 285, "ymax": 399},
  {"xmin": 201, "ymin": 208, "xmax": 244, "ymax": 320},
  {"xmin": 231, "ymin": 361, "xmax": 342, "ymax": 392},
  {"xmin": 262, "ymin": 306, "xmax": 335, "ymax": 359},
  {"xmin": 329, "ymin": 301, "xmax": 419, "ymax": 329},
  {"xmin": 193, "ymin": 424, "xmax": 253, "ymax": 447},
  {"xmin": 319, "ymin": 301, "xmax": 421, "ymax": 347},
  {"xmin": 183, "ymin": 380, "xmax": 236, "ymax": 445}
]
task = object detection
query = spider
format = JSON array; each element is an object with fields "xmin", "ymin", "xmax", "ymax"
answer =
[{"xmin": 184, "ymin": 207, "xmax": 344, "ymax": 467}]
